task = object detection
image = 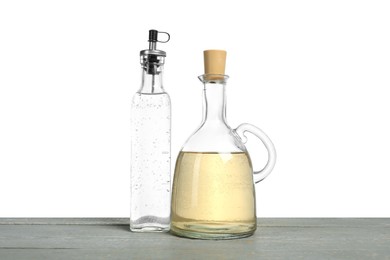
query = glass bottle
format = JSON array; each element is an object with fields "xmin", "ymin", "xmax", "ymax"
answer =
[
  {"xmin": 171, "ymin": 50, "xmax": 276, "ymax": 239},
  {"xmin": 130, "ymin": 30, "xmax": 171, "ymax": 232}
]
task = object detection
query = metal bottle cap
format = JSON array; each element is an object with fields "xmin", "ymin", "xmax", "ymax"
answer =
[
  {"xmin": 140, "ymin": 29, "xmax": 170, "ymax": 74},
  {"xmin": 140, "ymin": 30, "xmax": 170, "ymax": 57}
]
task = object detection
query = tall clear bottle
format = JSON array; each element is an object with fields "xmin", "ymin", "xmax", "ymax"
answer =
[{"xmin": 131, "ymin": 30, "xmax": 171, "ymax": 232}]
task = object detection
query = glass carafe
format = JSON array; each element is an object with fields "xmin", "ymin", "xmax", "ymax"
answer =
[{"xmin": 171, "ymin": 51, "xmax": 276, "ymax": 239}]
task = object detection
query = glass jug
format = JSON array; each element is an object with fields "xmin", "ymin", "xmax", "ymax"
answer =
[{"xmin": 171, "ymin": 50, "xmax": 276, "ymax": 239}]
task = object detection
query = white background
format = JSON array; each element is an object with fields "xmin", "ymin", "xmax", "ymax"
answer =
[{"xmin": 1, "ymin": 0, "xmax": 389, "ymax": 217}]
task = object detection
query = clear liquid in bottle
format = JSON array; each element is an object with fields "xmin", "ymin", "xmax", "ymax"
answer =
[{"xmin": 131, "ymin": 93, "xmax": 171, "ymax": 231}]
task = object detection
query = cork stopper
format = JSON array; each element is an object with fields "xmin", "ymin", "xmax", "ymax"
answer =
[{"xmin": 203, "ymin": 50, "xmax": 227, "ymax": 79}]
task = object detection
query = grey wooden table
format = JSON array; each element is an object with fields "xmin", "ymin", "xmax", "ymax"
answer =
[{"xmin": 0, "ymin": 218, "xmax": 389, "ymax": 259}]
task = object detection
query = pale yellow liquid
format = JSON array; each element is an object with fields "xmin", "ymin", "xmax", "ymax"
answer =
[{"xmin": 171, "ymin": 152, "xmax": 256, "ymax": 239}]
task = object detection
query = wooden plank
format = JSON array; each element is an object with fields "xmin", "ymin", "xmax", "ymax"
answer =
[
  {"xmin": 0, "ymin": 218, "xmax": 128, "ymax": 225},
  {"xmin": 0, "ymin": 219, "xmax": 389, "ymax": 260},
  {"xmin": 1, "ymin": 218, "xmax": 389, "ymax": 227}
]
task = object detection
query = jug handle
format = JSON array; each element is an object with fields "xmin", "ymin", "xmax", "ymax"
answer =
[{"xmin": 234, "ymin": 123, "xmax": 277, "ymax": 183}]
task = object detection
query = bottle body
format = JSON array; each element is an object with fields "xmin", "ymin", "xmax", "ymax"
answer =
[
  {"xmin": 171, "ymin": 75, "xmax": 257, "ymax": 239},
  {"xmin": 131, "ymin": 92, "xmax": 171, "ymax": 231}
]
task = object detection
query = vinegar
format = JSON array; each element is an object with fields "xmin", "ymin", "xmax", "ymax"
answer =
[{"xmin": 171, "ymin": 152, "xmax": 257, "ymax": 239}]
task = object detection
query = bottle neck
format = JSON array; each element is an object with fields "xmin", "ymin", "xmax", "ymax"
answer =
[
  {"xmin": 202, "ymin": 80, "xmax": 227, "ymax": 125},
  {"xmin": 139, "ymin": 66, "xmax": 165, "ymax": 94}
]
